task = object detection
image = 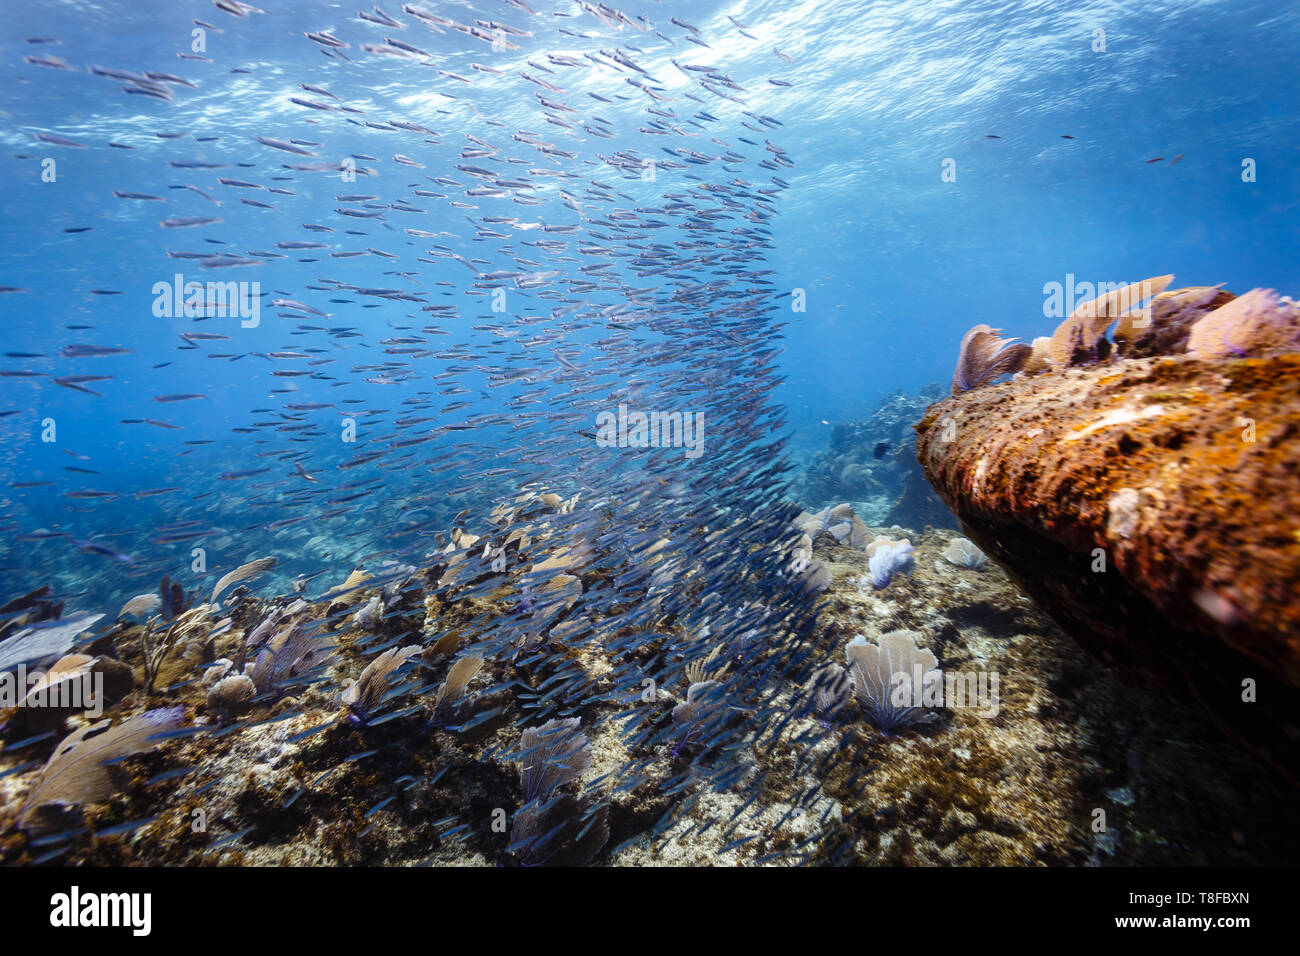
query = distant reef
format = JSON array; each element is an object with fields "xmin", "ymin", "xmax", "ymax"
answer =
[
  {"xmin": 799, "ymin": 384, "xmax": 956, "ymax": 530},
  {"xmin": 918, "ymin": 278, "xmax": 1300, "ymax": 784}
]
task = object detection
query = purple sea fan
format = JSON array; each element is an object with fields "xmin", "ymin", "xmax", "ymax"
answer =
[
  {"xmin": 510, "ymin": 792, "xmax": 609, "ymax": 867},
  {"xmin": 510, "ymin": 718, "xmax": 607, "ymax": 866},
  {"xmin": 1186, "ymin": 287, "xmax": 1300, "ymax": 360},
  {"xmin": 845, "ymin": 631, "xmax": 940, "ymax": 733},
  {"xmin": 248, "ymin": 621, "xmax": 335, "ymax": 696},
  {"xmin": 951, "ymin": 325, "xmax": 1032, "ymax": 394},
  {"xmin": 867, "ymin": 538, "xmax": 914, "ymax": 589},
  {"xmin": 671, "ymin": 679, "xmax": 725, "ymax": 752},
  {"xmin": 518, "ymin": 717, "xmax": 592, "ymax": 803}
]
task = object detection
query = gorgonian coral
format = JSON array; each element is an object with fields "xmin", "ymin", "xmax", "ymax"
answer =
[
  {"xmin": 845, "ymin": 631, "xmax": 940, "ymax": 733},
  {"xmin": 951, "ymin": 325, "xmax": 1032, "ymax": 394}
]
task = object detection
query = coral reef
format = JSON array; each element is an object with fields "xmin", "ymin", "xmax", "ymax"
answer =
[
  {"xmin": 1, "ymin": 496, "xmax": 1294, "ymax": 866},
  {"xmin": 617, "ymin": 519, "xmax": 1298, "ymax": 865},
  {"xmin": 798, "ymin": 385, "xmax": 955, "ymax": 529}
]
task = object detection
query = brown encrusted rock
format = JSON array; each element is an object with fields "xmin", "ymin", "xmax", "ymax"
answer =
[{"xmin": 916, "ymin": 353, "xmax": 1300, "ymax": 783}]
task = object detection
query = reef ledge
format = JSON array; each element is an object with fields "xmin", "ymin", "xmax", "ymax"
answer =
[{"xmin": 916, "ymin": 352, "xmax": 1300, "ymax": 783}]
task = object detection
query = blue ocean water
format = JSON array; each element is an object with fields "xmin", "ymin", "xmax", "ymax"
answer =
[{"xmin": 0, "ymin": 0, "xmax": 1297, "ymax": 610}]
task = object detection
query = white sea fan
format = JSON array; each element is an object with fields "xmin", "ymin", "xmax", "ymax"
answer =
[
  {"xmin": 344, "ymin": 645, "xmax": 423, "ymax": 719},
  {"xmin": 20, "ymin": 706, "xmax": 186, "ymax": 829},
  {"xmin": 0, "ymin": 612, "xmax": 105, "ymax": 672},
  {"xmin": 942, "ymin": 537, "xmax": 986, "ymax": 570},
  {"xmin": 433, "ymin": 653, "xmax": 484, "ymax": 712},
  {"xmin": 118, "ymin": 592, "xmax": 162, "ymax": 620},
  {"xmin": 210, "ymin": 556, "xmax": 277, "ymax": 607}
]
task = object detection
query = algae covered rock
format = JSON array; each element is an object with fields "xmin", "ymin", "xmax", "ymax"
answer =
[{"xmin": 918, "ymin": 327, "xmax": 1300, "ymax": 782}]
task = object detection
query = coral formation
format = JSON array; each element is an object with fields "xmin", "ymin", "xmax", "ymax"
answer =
[
  {"xmin": 866, "ymin": 538, "xmax": 916, "ymax": 589},
  {"xmin": 1044, "ymin": 275, "xmax": 1173, "ymax": 369},
  {"xmin": 19, "ymin": 706, "xmax": 186, "ymax": 832},
  {"xmin": 2, "ymin": 498, "xmax": 1294, "ymax": 866},
  {"xmin": 797, "ymin": 385, "xmax": 955, "ymax": 529},
  {"xmin": 0, "ymin": 612, "xmax": 104, "ymax": 672},
  {"xmin": 844, "ymin": 630, "xmax": 939, "ymax": 732},
  {"xmin": 942, "ymin": 538, "xmax": 986, "ymax": 570},
  {"xmin": 1185, "ymin": 288, "xmax": 1300, "ymax": 360}
]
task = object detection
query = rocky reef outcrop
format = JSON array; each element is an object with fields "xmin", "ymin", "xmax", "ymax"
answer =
[{"xmin": 917, "ymin": 280, "xmax": 1300, "ymax": 783}]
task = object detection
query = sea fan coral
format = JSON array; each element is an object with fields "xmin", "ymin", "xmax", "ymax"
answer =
[
  {"xmin": 342, "ymin": 645, "xmax": 422, "ymax": 722},
  {"xmin": 2, "ymin": 654, "xmax": 133, "ymax": 735},
  {"xmin": 247, "ymin": 621, "xmax": 335, "ymax": 696},
  {"xmin": 845, "ymin": 631, "xmax": 940, "ymax": 733},
  {"xmin": 1185, "ymin": 287, "xmax": 1300, "ymax": 360},
  {"xmin": 1022, "ymin": 336, "xmax": 1052, "ymax": 375},
  {"xmin": 510, "ymin": 718, "xmax": 607, "ymax": 866},
  {"xmin": 210, "ymin": 556, "xmax": 277, "ymax": 607},
  {"xmin": 866, "ymin": 538, "xmax": 914, "ymax": 589},
  {"xmin": 951, "ymin": 325, "xmax": 1032, "ymax": 394},
  {"xmin": 352, "ymin": 595, "xmax": 384, "ymax": 631},
  {"xmin": 799, "ymin": 560, "xmax": 832, "ymax": 593},
  {"xmin": 518, "ymin": 717, "xmax": 592, "ymax": 803},
  {"xmin": 510, "ymin": 793, "xmax": 609, "ymax": 867},
  {"xmin": 117, "ymin": 592, "xmax": 162, "ymax": 621},
  {"xmin": 432, "ymin": 653, "xmax": 484, "ymax": 714},
  {"xmin": 20, "ymin": 654, "xmax": 131, "ymax": 711},
  {"xmin": 0, "ymin": 612, "xmax": 104, "ymax": 672},
  {"xmin": 942, "ymin": 537, "xmax": 986, "ymax": 570},
  {"xmin": 1045, "ymin": 274, "xmax": 1173, "ymax": 368},
  {"xmin": 1112, "ymin": 285, "xmax": 1232, "ymax": 357},
  {"xmin": 19, "ymin": 706, "xmax": 186, "ymax": 830}
]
